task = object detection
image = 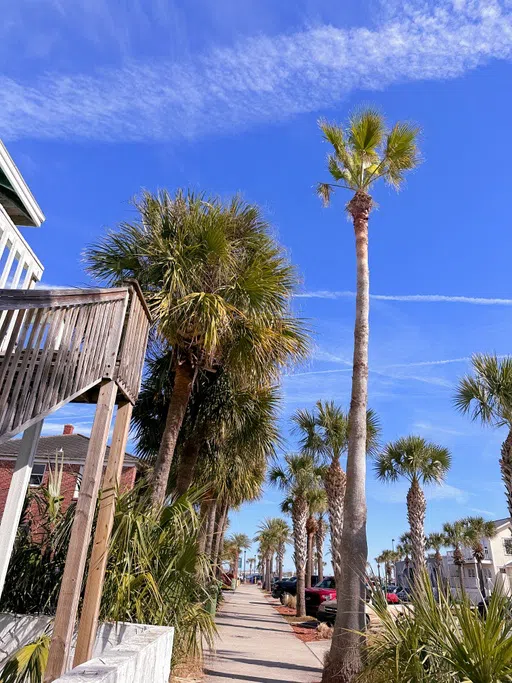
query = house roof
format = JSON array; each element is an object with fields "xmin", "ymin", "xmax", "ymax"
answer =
[
  {"xmin": 0, "ymin": 433, "xmax": 140, "ymax": 467},
  {"xmin": 493, "ymin": 518, "xmax": 511, "ymax": 529},
  {"xmin": 0, "ymin": 140, "xmax": 45, "ymax": 227}
]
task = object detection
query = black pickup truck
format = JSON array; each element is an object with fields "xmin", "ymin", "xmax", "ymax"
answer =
[{"xmin": 272, "ymin": 576, "xmax": 320, "ymax": 603}]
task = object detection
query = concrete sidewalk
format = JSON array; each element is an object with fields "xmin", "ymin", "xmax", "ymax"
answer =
[{"xmin": 204, "ymin": 584, "xmax": 322, "ymax": 683}]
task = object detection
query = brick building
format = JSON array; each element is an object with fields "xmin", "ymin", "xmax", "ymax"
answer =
[{"xmin": 0, "ymin": 424, "xmax": 139, "ymax": 521}]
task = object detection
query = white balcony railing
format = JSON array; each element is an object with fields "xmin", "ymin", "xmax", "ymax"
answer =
[{"xmin": 0, "ymin": 205, "xmax": 43, "ymax": 290}]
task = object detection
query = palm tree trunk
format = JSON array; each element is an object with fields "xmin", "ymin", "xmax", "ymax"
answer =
[
  {"xmin": 476, "ymin": 557, "xmax": 486, "ymax": 598},
  {"xmin": 197, "ymin": 500, "xmax": 208, "ymax": 555},
  {"xmin": 500, "ymin": 428, "xmax": 512, "ymax": 519},
  {"xmin": 407, "ymin": 477, "xmax": 426, "ymax": 575},
  {"xmin": 277, "ymin": 543, "xmax": 284, "ymax": 581},
  {"xmin": 458, "ymin": 563, "xmax": 464, "ymax": 595},
  {"xmin": 316, "ymin": 524, "xmax": 325, "ymax": 583},
  {"xmin": 204, "ymin": 499, "xmax": 217, "ymax": 558},
  {"xmin": 323, "ymin": 191, "xmax": 372, "ymax": 683},
  {"xmin": 292, "ymin": 498, "xmax": 308, "ymax": 618},
  {"xmin": 151, "ymin": 361, "xmax": 195, "ymax": 508},
  {"xmin": 212, "ymin": 502, "xmax": 228, "ymax": 568},
  {"xmin": 234, "ymin": 551, "xmax": 240, "ymax": 582},
  {"xmin": 325, "ymin": 458, "xmax": 346, "ymax": 585},
  {"xmin": 306, "ymin": 528, "xmax": 314, "ymax": 588},
  {"xmin": 175, "ymin": 438, "xmax": 201, "ymax": 496}
]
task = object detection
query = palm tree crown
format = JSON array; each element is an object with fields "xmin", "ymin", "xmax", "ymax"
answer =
[
  {"xmin": 455, "ymin": 354, "xmax": 512, "ymax": 518},
  {"xmin": 375, "ymin": 436, "xmax": 450, "ymax": 575},
  {"xmin": 317, "ymin": 109, "xmax": 420, "ymax": 205},
  {"xmin": 375, "ymin": 436, "xmax": 451, "ymax": 485}
]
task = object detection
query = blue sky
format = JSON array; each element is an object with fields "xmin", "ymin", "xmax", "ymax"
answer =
[{"xmin": 4, "ymin": 0, "xmax": 512, "ymax": 571}]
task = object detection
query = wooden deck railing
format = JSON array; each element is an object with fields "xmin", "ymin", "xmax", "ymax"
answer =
[{"xmin": 0, "ymin": 284, "xmax": 151, "ymax": 444}]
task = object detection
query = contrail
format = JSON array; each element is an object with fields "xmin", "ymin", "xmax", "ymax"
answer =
[{"xmin": 296, "ymin": 291, "xmax": 512, "ymax": 305}]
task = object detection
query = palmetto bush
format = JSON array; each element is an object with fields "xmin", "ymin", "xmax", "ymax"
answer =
[
  {"xmin": 1, "ymin": 481, "xmax": 215, "ymax": 673},
  {"xmin": 100, "ymin": 485, "xmax": 215, "ymax": 663},
  {"xmin": 364, "ymin": 574, "xmax": 512, "ymax": 683}
]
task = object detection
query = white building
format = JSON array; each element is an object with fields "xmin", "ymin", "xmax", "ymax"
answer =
[{"xmin": 395, "ymin": 518, "xmax": 512, "ymax": 603}]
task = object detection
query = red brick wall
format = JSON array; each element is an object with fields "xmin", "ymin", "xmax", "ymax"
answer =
[{"xmin": 0, "ymin": 460, "xmax": 138, "ymax": 523}]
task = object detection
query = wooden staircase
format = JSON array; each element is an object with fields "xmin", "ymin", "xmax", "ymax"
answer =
[{"xmin": 0, "ymin": 282, "xmax": 150, "ymax": 443}]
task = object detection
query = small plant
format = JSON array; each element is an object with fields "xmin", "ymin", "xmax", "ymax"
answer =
[
  {"xmin": 0, "ymin": 633, "xmax": 50, "ymax": 683},
  {"xmin": 282, "ymin": 593, "xmax": 297, "ymax": 610},
  {"xmin": 316, "ymin": 622, "xmax": 333, "ymax": 640}
]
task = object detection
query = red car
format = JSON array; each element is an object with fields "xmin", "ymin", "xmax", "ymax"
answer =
[
  {"xmin": 305, "ymin": 577, "xmax": 336, "ymax": 616},
  {"xmin": 386, "ymin": 589, "xmax": 400, "ymax": 604}
]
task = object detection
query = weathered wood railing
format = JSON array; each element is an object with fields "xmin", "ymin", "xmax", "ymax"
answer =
[{"xmin": 0, "ymin": 284, "xmax": 151, "ymax": 444}]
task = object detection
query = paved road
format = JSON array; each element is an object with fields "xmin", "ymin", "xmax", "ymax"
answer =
[{"xmin": 203, "ymin": 584, "xmax": 322, "ymax": 683}]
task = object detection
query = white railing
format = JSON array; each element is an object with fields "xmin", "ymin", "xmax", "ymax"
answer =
[{"xmin": 0, "ymin": 204, "xmax": 43, "ymax": 290}]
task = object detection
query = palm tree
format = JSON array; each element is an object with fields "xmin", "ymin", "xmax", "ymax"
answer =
[
  {"xmin": 375, "ymin": 436, "xmax": 451, "ymax": 574},
  {"xmin": 396, "ymin": 532, "xmax": 413, "ymax": 587},
  {"xmin": 426, "ymin": 532, "xmax": 446, "ymax": 587},
  {"xmin": 86, "ymin": 190, "xmax": 308, "ymax": 507},
  {"xmin": 455, "ymin": 354, "xmax": 512, "ymax": 519},
  {"xmin": 315, "ymin": 513, "xmax": 328, "ymax": 583},
  {"xmin": 228, "ymin": 533, "xmax": 251, "ymax": 583},
  {"xmin": 247, "ymin": 557, "xmax": 256, "ymax": 576},
  {"xmin": 318, "ymin": 109, "xmax": 420, "ymax": 683},
  {"xmin": 463, "ymin": 516, "xmax": 497, "ymax": 598},
  {"xmin": 376, "ymin": 549, "xmax": 397, "ymax": 586},
  {"xmin": 305, "ymin": 489, "xmax": 327, "ymax": 588},
  {"xmin": 443, "ymin": 521, "xmax": 469, "ymax": 595},
  {"xmin": 255, "ymin": 518, "xmax": 290, "ymax": 588},
  {"xmin": 293, "ymin": 401, "xmax": 380, "ymax": 586},
  {"xmin": 273, "ymin": 519, "xmax": 291, "ymax": 582},
  {"xmin": 269, "ymin": 454, "xmax": 324, "ymax": 617}
]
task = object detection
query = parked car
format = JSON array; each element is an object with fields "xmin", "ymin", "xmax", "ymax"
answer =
[
  {"xmin": 317, "ymin": 597, "xmax": 373, "ymax": 627},
  {"xmin": 272, "ymin": 575, "xmax": 320, "ymax": 602},
  {"xmin": 318, "ymin": 597, "xmax": 412, "ymax": 627},
  {"xmin": 272, "ymin": 577, "xmax": 297, "ymax": 600},
  {"xmin": 305, "ymin": 577, "xmax": 336, "ymax": 617},
  {"xmin": 386, "ymin": 586, "xmax": 410, "ymax": 604}
]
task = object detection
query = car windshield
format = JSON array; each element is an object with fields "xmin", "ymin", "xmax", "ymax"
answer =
[{"xmin": 315, "ymin": 578, "xmax": 335, "ymax": 589}]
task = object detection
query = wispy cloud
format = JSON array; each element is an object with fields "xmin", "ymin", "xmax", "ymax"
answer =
[
  {"xmin": 373, "ymin": 482, "xmax": 468, "ymax": 505},
  {"xmin": 385, "ymin": 358, "xmax": 470, "ymax": 368},
  {"xmin": 1, "ymin": 0, "xmax": 512, "ymax": 140},
  {"xmin": 297, "ymin": 291, "xmax": 512, "ymax": 305}
]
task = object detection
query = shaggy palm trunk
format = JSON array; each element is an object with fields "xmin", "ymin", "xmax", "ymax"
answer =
[
  {"xmin": 197, "ymin": 500, "xmax": 208, "ymax": 555},
  {"xmin": 151, "ymin": 361, "xmax": 195, "ymax": 508},
  {"xmin": 500, "ymin": 428, "xmax": 512, "ymax": 519},
  {"xmin": 175, "ymin": 438, "xmax": 201, "ymax": 496},
  {"xmin": 385, "ymin": 564, "xmax": 392, "ymax": 584},
  {"xmin": 204, "ymin": 499, "xmax": 217, "ymax": 558},
  {"xmin": 316, "ymin": 523, "xmax": 326, "ymax": 583},
  {"xmin": 407, "ymin": 477, "xmax": 426, "ymax": 575},
  {"xmin": 454, "ymin": 547, "xmax": 465, "ymax": 595},
  {"xmin": 292, "ymin": 498, "xmax": 308, "ymax": 618},
  {"xmin": 325, "ymin": 458, "xmax": 346, "ymax": 585},
  {"xmin": 306, "ymin": 515, "xmax": 317, "ymax": 588},
  {"xmin": 323, "ymin": 191, "xmax": 372, "ymax": 683},
  {"xmin": 212, "ymin": 502, "xmax": 228, "ymax": 568},
  {"xmin": 234, "ymin": 551, "xmax": 240, "ymax": 581},
  {"xmin": 474, "ymin": 546, "xmax": 487, "ymax": 597},
  {"xmin": 277, "ymin": 543, "xmax": 284, "ymax": 581}
]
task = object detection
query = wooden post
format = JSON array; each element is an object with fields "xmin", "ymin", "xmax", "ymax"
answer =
[
  {"xmin": 73, "ymin": 401, "xmax": 133, "ymax": 666},
  {"xmin": 44, "ymin": 381, "xmax": 118, "ymax": 683},
  {"xmin": 0, "ymin": 419, "xmax": 43, "ymax": 599}
]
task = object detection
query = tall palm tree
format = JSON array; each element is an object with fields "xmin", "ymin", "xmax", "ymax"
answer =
[
  {"xmin": 318, "ymin": 109, "xmax": 420, "ymax": 683},
  {"xmin": 269, "ymin": 454, "xmax": 324, "ymax": 617},
  {"xmin": 426, "ymin": 532, "xmax": 446, "ymax": 587},
  {"xmin": 315, "ymin": 513, "xmax": 328, "ymax": 583},
  {"xmin": 273, "ymin": 519, "xmax": 291, "ymax": 582},
  {"xmin": 443, "ymin": 521, "xmax": 469, "ymax": 595},
  {"xmin": 255, "ymin": 518, "xmax": 290, "ymax": 587},
  {"xmin": 375, "ymin": 436, "xmax": 451, "ymax": 574},
  {"xmin": 228, "ymin": 533, "xmax": 251, "ymax": 583},
  {"xmin": 293, "ymin": 401, "xmax": 380, "ymax": 586},
  {"xmin": 463, "ymin": 516, "xmax": 497, "ymax": 598},
  {"xmin": 455, "ymin": 354, "xmax": 512, "ymax": 519},
  {"xmin": 86, "ymin": 190, "xmax": 308, "ymax": 507}
]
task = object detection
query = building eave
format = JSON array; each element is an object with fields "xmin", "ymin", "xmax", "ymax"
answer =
[{"xmin": 0, "ymin": 141, "xmax": 45, "ymax": 227}]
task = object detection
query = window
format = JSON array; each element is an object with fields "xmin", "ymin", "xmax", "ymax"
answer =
[
  {"xmin": 316, "ymin": 578, "xmax": 335, "ymax": 589},
  {"xmin": 466, "ymin": 567, "xmax": 476, "ymax": 578},
  {"xmin": 29, "ymin": 463, "xmax": 46, "ymax": 487},
  {"xmin": 73, "ymin": 466, "xmax": 84, "ymax": 498},
  {"xmin": 503, "ymin": 539, "xmax": 512, "ymax": 556}
]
